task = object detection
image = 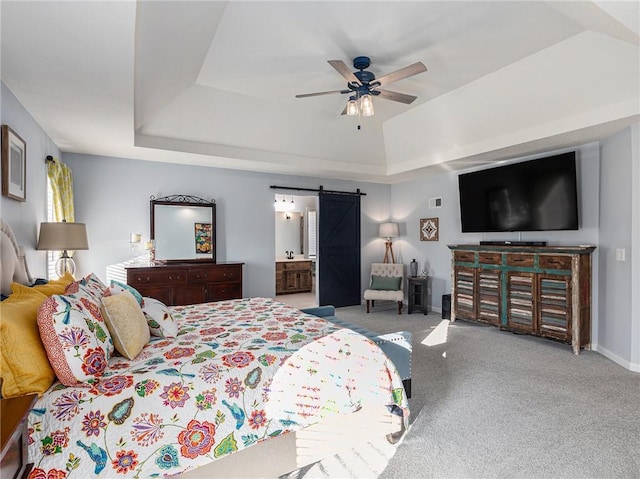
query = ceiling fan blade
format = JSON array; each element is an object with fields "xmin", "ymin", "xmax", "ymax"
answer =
[
  {"xmin": 295, "ymin": 89, "xmax": 350, "ymax": 98},
  {"xmin": 375, "ymin": 89, "xmax": 417, "ymax": 104},
  {"xmin": 340, "ymin": 104, "xmax": 348, "ymax": 116},
  {"xmin": 328, "ymin": 60, "xmax": 361, "ymax": 86},
  {"xmin": 374, "ymin": 62, "xmax": 427, "ymax": 87}
]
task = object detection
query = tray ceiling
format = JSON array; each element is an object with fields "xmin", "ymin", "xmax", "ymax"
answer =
[{"xmin": 2, "ymin": 1, "xmax": 638, "ymax": 183}]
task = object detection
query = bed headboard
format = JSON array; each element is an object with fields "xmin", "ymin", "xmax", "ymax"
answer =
[{"xmin": 0, "ymin": 219, "xmax": 33, "ymax": 296}]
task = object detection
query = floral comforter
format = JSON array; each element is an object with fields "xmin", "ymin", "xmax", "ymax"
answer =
[{"xmin": 28, "ymin": 297, "xmax": 408, "ymax": 478}]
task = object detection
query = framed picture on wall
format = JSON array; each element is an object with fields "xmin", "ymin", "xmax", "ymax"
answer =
[
  {"xmin": 420, "ymin": 217, "xmax": 439, "ymax": 241},
  {"xmin": 1, "ymin": 125, "xmax": 27, "ymax": 202},
  {"xmin": 194, "ymin": 222, "xmax": 213, "ymax": 254}
]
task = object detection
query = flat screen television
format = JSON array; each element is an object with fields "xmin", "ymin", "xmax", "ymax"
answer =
[{"xmin": 458, "ymin": 152, "xmax": 579, "ymax": 233}]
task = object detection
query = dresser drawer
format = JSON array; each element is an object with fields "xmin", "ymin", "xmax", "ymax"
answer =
[
  {"xmin": 454, "ymin": 251, "xmax": 476, "ymax": 263},
  {"xmin": 208, "ymin": 283, "xmax": 242, "ymax": 301},
  {"xmin": 478, "ymin": 252, "xmax": 502, "ymax": 265},
  {"xmin": 128, "ymin": 268, "xmax": 188, "ymax": 286},
  {"xmin": 135, "ymin": 286, "xmax": 174, "ymax": 306},
  {"xmin": 507, "ymin": 253, "xmax": 534, "ymax": 267},
  {"xmin": 278, "ymin": 261, "xmax": 311, "ymax": 271},
  {"xmin": 539, "ymin": 255, "xmax": 572, "ymax": 270},
  {"xmin": 190, "ymin": 265, "xmax": 242, "ymax": 283}
]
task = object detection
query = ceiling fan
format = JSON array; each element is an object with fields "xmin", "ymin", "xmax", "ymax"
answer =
[{"xmin": 295, "ymin": 56, "xmax": 427, "ymax": 117}]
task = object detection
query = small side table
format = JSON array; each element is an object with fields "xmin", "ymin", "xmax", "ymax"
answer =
[
  {"xmin": 408, "ymin": 276, "xmax": 430, "ymax": 314},
  {"xmin": 1, "ymin": 394, "xmax": 37, "ymax": 479}
]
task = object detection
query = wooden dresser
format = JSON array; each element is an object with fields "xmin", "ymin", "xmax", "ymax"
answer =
[
  {"xmin": 448, "ymin": 244, "xmax": 595, "ymax": 354},
  {"xmin": 275, "ymin": 260, "xmax": 312, "ymax": 295},
  {"xmin": 125, "ymin": 262, "xmax": 243, "ymax": 306}
]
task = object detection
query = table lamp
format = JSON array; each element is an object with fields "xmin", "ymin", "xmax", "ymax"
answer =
[
  {"xmin": 379, "ymin": 222, "xmax": 399, "ymax": 263},
  {"xmin": 37, "ymin": 221, "xmax": 89, "ymax": 277}
]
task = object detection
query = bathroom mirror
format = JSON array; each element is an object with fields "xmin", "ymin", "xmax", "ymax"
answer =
[{"xmin": 150, "ymin": 195, "xmax": 216, "ymax": 262}]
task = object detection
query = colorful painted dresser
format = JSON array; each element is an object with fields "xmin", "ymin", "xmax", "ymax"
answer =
[{"xmin": 448, "ymin": 244, "xmax": 595, "ymax": 354}]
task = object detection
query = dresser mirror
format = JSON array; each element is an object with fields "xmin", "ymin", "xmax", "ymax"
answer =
[{"xmin": 150, "ymin": 195, "xmax": 216, "ymax": 262}]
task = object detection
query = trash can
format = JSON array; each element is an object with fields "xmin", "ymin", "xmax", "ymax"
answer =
[{"xmin": 442, "ymin": 294, "xmax": 451, "ymax": 319}]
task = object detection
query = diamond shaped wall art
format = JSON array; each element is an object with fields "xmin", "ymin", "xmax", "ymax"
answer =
[{"xmin": 420, "ymin": 217, "xmax": 439, "ymax": 241}]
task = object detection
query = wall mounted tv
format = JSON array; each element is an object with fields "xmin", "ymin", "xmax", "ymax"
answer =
[{"xmin": 458, "ymin": 151, "xmax": 579, "ymax": 233}]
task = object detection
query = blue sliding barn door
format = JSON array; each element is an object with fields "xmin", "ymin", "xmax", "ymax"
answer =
[{"xmin": 318, "ymin": 192, "xmax": 361, "ymax": 307}]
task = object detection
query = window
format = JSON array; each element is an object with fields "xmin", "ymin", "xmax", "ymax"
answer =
[
  {"xmin": 306, "ymin": 208, "xmax": 317, "ymax": 258},
  {"xmin": 46, "ymin": 178, "xmax": 57, "ymax": 279}
]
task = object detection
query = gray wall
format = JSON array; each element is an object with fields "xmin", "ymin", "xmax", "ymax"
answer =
[
  {"xmin": 632, "ymin": 125, "xmax": 640, "ymax": 371},
  {"xmin": 63, "ymin": 153, "xmax": 391, "ymax": 299},
  {"xmin": 0, "ymin": 82, "xmax": 59, "ymax": 279},
  {"xmin": 389, "ymin": 144, "xmax": 601, "ymax": 318},
  {"xmin": 598, "ymin": 126, "xmax": 640, "ymax": 370}
]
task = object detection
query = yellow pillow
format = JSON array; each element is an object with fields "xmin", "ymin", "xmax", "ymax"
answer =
[
  {"xmin": 101, "ymin": 291, "xmax": 150, "ymax": 360},
  {"xmin": 32, "ymin": 272, "xmax": 75, "ymax": 296},
  {"xmin": 0, "ymin": 286, "xmax": 56, "ymax": 398}
]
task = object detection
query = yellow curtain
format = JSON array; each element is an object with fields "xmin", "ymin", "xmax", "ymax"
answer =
[{"xmin": 47, "ymin": 158, "xmax": 75, "ymax": 222}]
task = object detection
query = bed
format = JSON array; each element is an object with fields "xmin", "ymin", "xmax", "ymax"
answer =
[{"xmin": 0, "ymin": 220, "xmax": 408, "ymax": 478}]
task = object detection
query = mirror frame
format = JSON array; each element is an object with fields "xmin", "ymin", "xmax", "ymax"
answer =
[{"xmin": 150, "ymin": 194, "xmax": 217, "ymax": 263}]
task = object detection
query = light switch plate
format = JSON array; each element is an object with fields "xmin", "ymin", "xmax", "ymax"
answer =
[{"xmin": 616, "ymin": 248, "xmax": 626, "ymax": 261}]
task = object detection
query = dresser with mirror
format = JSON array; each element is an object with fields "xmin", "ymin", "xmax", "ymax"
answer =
[{"xmin": 109, "ymin": 195, "xmax": 243, "ymax": 306}]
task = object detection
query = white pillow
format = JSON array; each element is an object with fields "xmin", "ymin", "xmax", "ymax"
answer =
[
  {"xmin": 104, "ymin": 280, "xmax": 145, "ymax": 306},
  {"xmin": 142, "ymin": 297, "xmax": 178, "ymax": 338}
]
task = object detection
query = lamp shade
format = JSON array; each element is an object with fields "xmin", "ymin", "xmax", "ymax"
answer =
[
  {"xmin": 378, "ymin": 222, "xmax": 399, "ymax": 239},
  {"xmin": 346, "ymin": 97, "xmax": 359, "ymax": 116},
  {"xmin": 37, "ymin": 222, "xmax": 89, "ymax": 251},
  {"xmin": 360, "ymin": 94, "xmax": 374, "ymax": 117}
]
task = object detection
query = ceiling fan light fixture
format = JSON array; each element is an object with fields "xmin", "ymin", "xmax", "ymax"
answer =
[
  {"xmin": 296, "ymin": 57, "xmax": 426, "ymax": 117},
  {"xmin": 346, "ymin": 97, "xmax": 359, "ymax": 116},
  {"xmin": 360, "ymin": 94, "xmax": 374, "ymax": 117}
]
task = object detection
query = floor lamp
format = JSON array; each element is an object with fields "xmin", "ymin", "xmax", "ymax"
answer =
[
  {"xmin": 379, "ymin": 222, "xmax": 399, "ymax": 263},
  {"xmin": 37, "ymin": 221, "xmax": 89, "ymax": 278}
]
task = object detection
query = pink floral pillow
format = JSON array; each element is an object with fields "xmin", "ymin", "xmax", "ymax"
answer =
[
  {"xmin": 37, "ymin": 294, "xmax": 114, "ymax": 386},
  {"xmin": 103, "ymin": 280, "xmax": 145, "ymax": 307},
  {"xmin": 64, "ymin": 273, "xmax": 108, "ymax": 302},
  {"xmin": 82, "ymin": 273, "xmax": 108, "ymax": 298}
]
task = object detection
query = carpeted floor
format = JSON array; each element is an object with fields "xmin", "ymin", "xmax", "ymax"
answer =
[
  {"xmin": 275, "ymin": 292, "xmax": 317, "ymax": 309},
  {"xmin": 329, "ymin": 303, "xmax": 640, "ymax": 479}
]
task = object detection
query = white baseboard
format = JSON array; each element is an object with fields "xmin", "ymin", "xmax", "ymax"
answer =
[{"xmin": 593, "ymin": 344, "xmax": 640, "ymax": 373}]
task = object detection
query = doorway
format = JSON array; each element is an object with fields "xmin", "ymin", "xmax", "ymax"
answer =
[
  {"xmin": 274, "ymin": 194, "xmax": 318, "ymax": 309},
  {"xmin": 273, "ymin": 190, "xmax": 363, "ymax": 309}
]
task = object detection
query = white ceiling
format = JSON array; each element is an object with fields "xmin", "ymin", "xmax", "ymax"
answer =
[{"xmin": 2, "ymin": 1, "xmax": 639, "ymax": 183}]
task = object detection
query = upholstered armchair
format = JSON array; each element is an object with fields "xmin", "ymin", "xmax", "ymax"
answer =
[{"xmin": 364, "ymin": 263, "xmax": 405, "ymax": 314}]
